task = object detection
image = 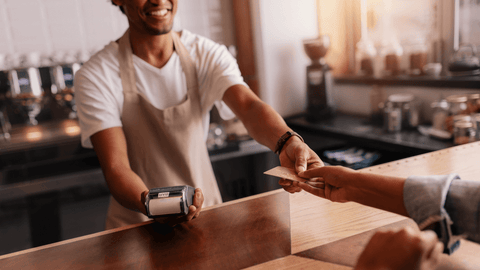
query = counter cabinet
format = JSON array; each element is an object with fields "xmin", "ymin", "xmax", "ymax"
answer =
[{"xmin": 1, "ymin": 142, "xmax": 480, "ymax": 269}]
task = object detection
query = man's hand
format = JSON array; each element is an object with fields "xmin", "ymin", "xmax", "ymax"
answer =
[
  {"xmin": 278, "ymin": 137, "xmax": 324, "ymax": 193},
  {"xmin": 355, "ymin": 227, "xmax": 444, "ymax": 270},
  {"xmin": 153, "ymin": 188, "xmax": 204, "ymax": 227}
]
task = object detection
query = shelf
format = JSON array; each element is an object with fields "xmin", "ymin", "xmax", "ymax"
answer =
[{"xmin": 334, "ymin": 75, "xmax": 480, "ymax": 89}]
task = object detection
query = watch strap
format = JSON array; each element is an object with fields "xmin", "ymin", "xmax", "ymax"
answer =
[{"xmin": 274, "ymin": 131, "xmax": 304, "ymax": 155}]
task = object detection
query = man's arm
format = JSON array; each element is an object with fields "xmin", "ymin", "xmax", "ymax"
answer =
[
  {"xmin": 222, "ymin": 84, "xmax": 324, "ymax": 182},
  {"xmin": 91, "ymin": 127, "xmax": 204, "ymax": 224},
  {"xmin": 91, "ymin": 127, "xmax": 149, "ymax": 215},
  {"xmin": 222, "ymin": 84, "xmax": 290, "ymax": 151}
]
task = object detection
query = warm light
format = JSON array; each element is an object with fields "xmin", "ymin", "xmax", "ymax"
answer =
[
  {"xmin": 26, "ymin": 131, "xmax": 43, "ymax": 141},
  {"xmin": 65, "ymin": 126, "xmax": 81, "ymax": 136}
]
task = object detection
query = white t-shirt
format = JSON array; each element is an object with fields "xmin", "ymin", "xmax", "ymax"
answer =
[{"xmin": 75, "ymin": 30, "xmax": 246, "ymax": 148}]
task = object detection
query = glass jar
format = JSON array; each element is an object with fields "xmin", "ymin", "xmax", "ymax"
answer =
[
  {"xmin": 431, "ymin": 99, "xmax": 449, "ymax": 131},
  {"xmin": 406, "ymin": 39, "xmax": 428, "ymax": 76},
  {"xmin": 445, "ymin": 94, "xmax": 469, "ymax": 133},
  {"xmin": 453, "ymin": 120, "xmax": 475, "ymax": 145},
  {"xmin": 447, "ymin": 95, "xmax": 468, "ymax": 115},
  {"xmin": 466, "ymin": 93, "xmax": 480, "ymax": 114},
  {"xmin": 380, "ymin": 41, "xmax": 403, "ymax": 76},
  {"xmin": 473, "ymin": 114, "xmax": 480, "ymax": 140},
  {"xmin": 356, "ymin": 39, "xmax": 377, "ymax": 77}
]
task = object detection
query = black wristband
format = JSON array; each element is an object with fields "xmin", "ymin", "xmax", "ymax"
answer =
[{"xmin": 274, "ymin": 131, "xmax": 304, "ymax": 155}]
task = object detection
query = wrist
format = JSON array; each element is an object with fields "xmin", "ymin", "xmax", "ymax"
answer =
[{"xmin": 274, "ymin": 131, "xmax": 304, "ymax": 155}]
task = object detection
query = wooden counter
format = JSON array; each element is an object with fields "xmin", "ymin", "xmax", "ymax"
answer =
[{"xmin": 2, "ymin": 142, "xmax": 480, "ymax": 269}]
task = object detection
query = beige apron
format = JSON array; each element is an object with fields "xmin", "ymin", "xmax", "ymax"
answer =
[{"xmin": 105, "ymin": 30, "xmax": 223, "ymax": 229}]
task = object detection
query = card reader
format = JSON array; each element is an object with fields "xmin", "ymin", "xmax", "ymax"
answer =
[{"xmin": 144, "ymin": 185, "xmax": 195, "ymax": 218}]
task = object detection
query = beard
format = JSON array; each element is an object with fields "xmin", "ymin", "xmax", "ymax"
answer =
[{"xmin": 144, "ymin": 22, "xmax": 174, "ymax": 36}]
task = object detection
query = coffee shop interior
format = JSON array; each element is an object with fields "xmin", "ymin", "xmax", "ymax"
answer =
[{"xmin": 0, "ymin": 0, "xmax": 479, "ymax": 258}]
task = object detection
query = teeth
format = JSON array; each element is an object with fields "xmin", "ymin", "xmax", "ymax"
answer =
[{"xmin": 150, "ymin": 9, "xmax": 168, "ymax": 16}]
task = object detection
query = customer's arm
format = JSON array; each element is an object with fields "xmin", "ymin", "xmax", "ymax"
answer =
[
  {"xmin": 297, "ymin": 166, "xmax": 408, "ymax": 216},
  {"xmin": 296, "ymin": 167, "xmax": 480, "ymax": 244}
]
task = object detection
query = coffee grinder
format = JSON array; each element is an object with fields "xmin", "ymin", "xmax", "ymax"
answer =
[{"xmin": 303, "ymin": 35, "xmax": 334, "ymax": 122}]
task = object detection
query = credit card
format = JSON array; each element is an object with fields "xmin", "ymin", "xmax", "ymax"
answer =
[{"xmin": 264, "ymin": 166, "xmax": 325, "ymax": 188}]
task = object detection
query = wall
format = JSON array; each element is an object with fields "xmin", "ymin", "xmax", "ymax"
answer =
[
  {"xmin": 250, "ymin": 0, "xmax": 318, "ymax": 117},
  {"xmin": 332, "ymin": 84, "xmax": 480, "ymax": 124},
  {"xmin": 0, "ymin": 0, "xmax": 234, "ymax": 64},
  {"xmin": 0, "ymin": 0, "xmax": 128, "ymax": 57}
]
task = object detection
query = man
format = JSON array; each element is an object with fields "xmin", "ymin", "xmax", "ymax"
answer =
[{"xmin": 74, "ymin": 0, "xmax": 323, "ymax": 229}]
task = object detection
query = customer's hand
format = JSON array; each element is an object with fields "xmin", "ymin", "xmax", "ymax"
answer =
[
  {"xmin": 153, "ymin": 188, "xmax": 204, "ymax": 227},
  {"xmin": 293, "ymin": 165, "xmax": 358, "ymax": 202},
  {"xmin": 278, "ymin": 137, "xmax": 324, "ymax": 193},
  {"xmin": 355, "ymin": 227, "xmax": 443, "ymax": 270}
]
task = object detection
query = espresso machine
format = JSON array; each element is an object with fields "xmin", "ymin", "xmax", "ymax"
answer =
[{"xmin": 303, "ymin": 35, "xmax": 334, "ymax": 122}]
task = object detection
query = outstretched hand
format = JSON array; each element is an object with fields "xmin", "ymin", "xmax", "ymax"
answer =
[
  {"xmin": 293, "ymin": 165, "xmax": 358, "ymax": 202},
  {"xmin": 153, "ymin": 188, "xmax": 204, "ymax": 227},
  {"xmin": 278, "ymin": 137, "xmax": 324, "ymax": 193}
]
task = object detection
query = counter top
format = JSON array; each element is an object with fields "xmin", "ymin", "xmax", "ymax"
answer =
[
  {"xmin": 286, "ymin": 113, "xmax": 454, "ymax": 155},
  {"xmin": 2, "ymin": 142, "xmax": 480, "ymax": 269}
]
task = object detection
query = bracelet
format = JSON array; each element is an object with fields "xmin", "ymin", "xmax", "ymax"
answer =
[{"xmin": 274, "ymin": 131, "xmax": 304, "ymax": 155}]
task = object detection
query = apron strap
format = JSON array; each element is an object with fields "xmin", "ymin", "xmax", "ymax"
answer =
[
  {"xmin": 171, "ymin": 31, "xmax": 198, "ymax": 91},
  {"xmin": 118, "ymin": 29, "xmax": 137, "ymax": 95}
]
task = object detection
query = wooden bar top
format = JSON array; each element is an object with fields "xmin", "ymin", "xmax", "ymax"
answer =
[{"xmin": 2, "ymin": 142, "xmax": 480, "ymax": 269}]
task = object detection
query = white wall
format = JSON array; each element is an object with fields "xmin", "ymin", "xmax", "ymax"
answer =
[
  {"xmin": 0, "ymin": 0, "xmax": 233, "ymax": 66},
  {"xmin": 0, "ymin": 0, "xmax": 128, "ymax": 58},
  {"xmin": 250, "ymin": 0, "xmax": 318, "ymax": 117},
  {"xmin": 332, "ymin": 84, "xmax": 480, "ymax": 124}
]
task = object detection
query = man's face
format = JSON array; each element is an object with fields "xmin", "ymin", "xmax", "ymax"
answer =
[{"xmin": 116, "ymin": 0, "xmax": 177, "ymax": 36}]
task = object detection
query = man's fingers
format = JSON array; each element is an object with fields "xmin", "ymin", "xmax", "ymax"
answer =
[
  {"xmin": 296, "ymin": 182, "xmax": 325, "ymax": 197},
  {"xmin": 193, "ymin": 188, "xmax": 204, "ymax": 207},
  {"xmin": 186, "ymin": 205, "xmax": 196, "ymax": 221},
  {"xmin": 294, "ymin": 147, "xmax": 308, "ymax": 173},
  {"xmin": 278, "ymin": 179, "xmax": 293, "ymax": 187},
  {"xmin": 192, "ymin": 188, "xmax": 203, "ymax": 219},
  {"xmin": 279, "ymin": 179, "xmax": 302, "ymax": 193}
]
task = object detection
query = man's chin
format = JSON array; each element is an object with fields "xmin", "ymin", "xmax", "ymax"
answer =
[{"xmin": 147, "ymin": 25, "xmax": 174, "ymax": 36}]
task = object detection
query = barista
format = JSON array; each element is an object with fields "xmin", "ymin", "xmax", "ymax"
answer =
[{"xmin": 74, "ymin": 0, "xmax": 324, "ymax": 229}]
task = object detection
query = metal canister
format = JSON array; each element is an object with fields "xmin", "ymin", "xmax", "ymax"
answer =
[
  {"xmin": 473, "ymin": 113, "xmax": 480, "ymax": 140},
  {"xmin": 453, "ymin": 120, "xmax": 475, "ymax": 145},
  {"xmin": 384, "ymin": 102, "xmax": 402, "ymax": 132},
  {"xmin": 387, "ymin": 93, "xmax": 418, "ymax": 130}
]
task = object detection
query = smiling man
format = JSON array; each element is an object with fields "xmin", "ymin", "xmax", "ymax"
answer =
[{"xmin": 74, "ymin": 0, "xmax": 323, "ymax": 229}]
